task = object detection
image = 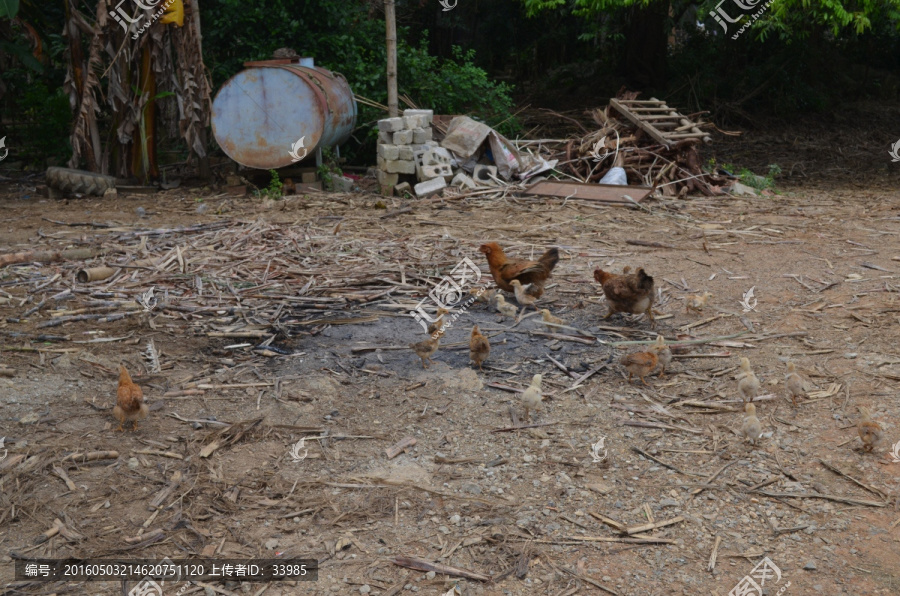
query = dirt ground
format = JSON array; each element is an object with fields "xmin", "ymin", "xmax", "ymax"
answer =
[{"xmin": 2, "ymin": 113, "xmax": 900, "ymax": 596}]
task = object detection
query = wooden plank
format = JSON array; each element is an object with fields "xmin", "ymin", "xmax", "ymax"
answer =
[
  {"xmin": 524, "ymin": 180, "xmax": 652, "ymax": 205},
  {"xmin": 609, "ymin": 98, "xmax": 671, "ymax": 146}
]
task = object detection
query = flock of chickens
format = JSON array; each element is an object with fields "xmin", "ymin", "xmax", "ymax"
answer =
[
  {"xmin": 407, "ymin": 242, "xmax": 885, "ymax": 453},
  {"xmin": 109, "ymin": 242, "xmax": 884, "ymax": 455}
]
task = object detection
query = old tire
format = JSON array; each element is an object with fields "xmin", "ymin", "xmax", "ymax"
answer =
[{"xmin": 45, "ymin": 167, "xmax": 116, "ymax": 196}]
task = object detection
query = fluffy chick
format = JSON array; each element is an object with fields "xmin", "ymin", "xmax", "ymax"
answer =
[
  {"xmin": 469, "ymin": 325, "xmax": 490, "ymax": 371},
  {"xmin": 426, "ymin": 308, "xmax": 450, "ymax": 336},
  {"xmin": 620, "ymin": 350, "xmax": 659, "ymax": 385},
  {"xmin": 520, "ymin": 374, "xmax": 543, "ymax": 421},
  {"xmin": 784, "ymin": 362, "xmax": 805, "ymax": 406},
  {"xmin": 741, "ymin": 402, "xmax": 763, "ymax": 446},
  {"xmin": 685, "ymin": 292, "xmax": 713, "ymax": 313},
  {"xmin": 509, "ymin": 279, "xmax": 538, "ymax": 311},
  {"xmin": 409, "ymin": 336, "xmax": 440, "ymax": 369},
  {"xmin": 114, "ymin": 364, "xmax": 148, "ymax": 432},
  {"xmin": 469, "ymin": 287, "xmax": 497, "ymax": 305},
  {"xmin": 540, "ymin": 309, "xmax": 564, "ymax": 333},
  {"xmin": 737, "ymin": 357, "xmax": 761, "ymax": 402},
  {"xmin": 649, "ymin": 335, "xmax": 672, "ymax": 378},
  {"xmin": 495, "ymin": 294, "xmax": 518, "ymax": 321},
  {"xmin": 857, "ymin": 406, "xmax": 883, "ymax": 453}
]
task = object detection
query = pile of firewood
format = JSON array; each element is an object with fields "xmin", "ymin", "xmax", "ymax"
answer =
[{"xmin": 529, "ymin": 99, "xmax": 732, "ymax": 197}]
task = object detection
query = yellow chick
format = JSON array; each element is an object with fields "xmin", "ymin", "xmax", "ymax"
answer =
[
  {"xmin": 469, "ymin": 325, "xmax": 490, "ymax": 371},
  {"xmin": 737, "ymin": 357, "xmax": 761, "ymax": 402},
  {"xmin": 495, "ymin": 294, "xmax": 518, "ymax": 321},
  {"xmin": 741, "ymin": 402, "xmax": 762, "ymax": 446},
  {"xmin": 685, "ymin": 291, "xmax": 713, "ymax": 313},
  {"xmin": 649, "ymin": 335, "xmax": 672, "ymax": 378},
  {"xmin": 540, "ymin": 309, "xmax": 564, "ymax": 333},
  {"xmin": 409, "ymin": 336, "xmax": 439, "ymax": 369},
  {"xmin": 510, "ymin": 279, "xmax": 538, "ymax": 310},
  {"xmin": 857, "ymin": 406, "xmax": 883, "ymax": 453},
  {"xmin": 469, "ymin": 287, "xmax": 497, "ymax": 304},
  {"xmin": 520, "ymin": 373, "xmax": 543, "ymax": 421},
  {"xmin": 619, "ymin": 350, "xmax": 658, "ymax": 385},
  {"xmin": 784, "ymin": 362, "xmax": 805, "ymax": 406}
]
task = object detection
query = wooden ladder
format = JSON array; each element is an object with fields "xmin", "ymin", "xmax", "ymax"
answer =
[{"xmin": 608, "ymin": 97, "xmax": 711, "ymax": 148}]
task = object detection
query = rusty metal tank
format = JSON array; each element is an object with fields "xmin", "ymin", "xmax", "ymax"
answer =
[{"xmin": 211, "ymin": 58, "xmax": 357, "ymax": 169}]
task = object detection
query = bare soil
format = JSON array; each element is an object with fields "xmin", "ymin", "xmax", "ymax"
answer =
[{"xmin": 1, "ymin": 124, "xmax": 900, "ymax": 596}]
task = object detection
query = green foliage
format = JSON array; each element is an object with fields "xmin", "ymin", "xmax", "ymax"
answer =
[
  {"xmin": 317, "ymin": 147, "xmax": 342, "ymax": 190},
  {"xmin": 255, "ymin": 169, "xmax": 283, "ymax": 200},
  {"xmin": 0, "ymin": 0, "xmax": 19, "ymax": 19},
  {"xmin": 740, "ymin": 164, "xmax": 781, "ymax": 191}
]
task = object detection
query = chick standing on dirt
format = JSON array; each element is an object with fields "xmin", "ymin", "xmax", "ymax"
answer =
[
  {"xmin": 540, "ymin": 309, "xmax": 564, "ymax": 333},
  {"xmin": 619, "ymin": 350, "xmax": 658, "ymax": 385},
  {"xmin": 784, "ymin": 362, "xmax": 805, "ymax": 406},
  {"xmin": 510, "ymin": 279, "xmax": 538, "ymax": 311},
  {"xmin": 495, "ymin": 294, "xmax": 518, "ymax": 321},
  {"xmin": 741, "ymin": 402, "xmax": 762, "ymax": 446},
  {"xmin": 520, "ymin": 374, "xmax": 543, "ymax": 421},
  {"xmin": 649, "ymin": 335, "xmax": 672, "ymax": 378},
  {"xmin": 426, "ymin": 307, "xmax": 450, "ymax": 336},
  {"xmin": 409, "ymin": 335, "xmax": 440, "ymax": 369},
  {"xmin": 469, "ymin": 325, "xmax": 490, "ymax": 371},
  {"xmin": 857, "ymin": 406, "xmax": 883, "ymax": 453},
  {"xmin": 685, "ymin": 291, "xmax": 713, "ymax": 313},
  {"xmin": 737, "ymin": 357, "xmax": 761, "ymax": 402}
]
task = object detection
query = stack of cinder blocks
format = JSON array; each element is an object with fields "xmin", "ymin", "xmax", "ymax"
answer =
[{"xmin": 376, "ymin": 109, "xmax": 437, "ymax": 195}]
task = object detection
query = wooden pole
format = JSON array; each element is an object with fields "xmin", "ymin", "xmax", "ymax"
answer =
[{"xmin": 385, "ymin": 0, "xmax": 398, "ymax": 117}]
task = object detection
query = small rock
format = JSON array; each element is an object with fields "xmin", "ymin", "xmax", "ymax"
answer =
[
  {"xmin": 359, "ymin": 585, "xmax": 371, "ymax": 594},
  {"xmin": 449, "ymin": 515, "xmax": 461, "ymax": 524},
  {"xmin": 804, "ymin": 561, "xmax": 817, "ymax": 570},
  {"xmin": 196, "ymin": 203, "xmax": 209, "ymax": 214},
  {"xmin": 18, "ymin": 412, "xmax": 39, "ymax": 424},
  {"xmin": 127, "ymin": 458, "xmax": 140, "ymax": 470},
  {"xmin": 265, "ymin": 538, "xmax": 279, "ymax": 550},
  {"xmin": 461, "ymin": 483, "xmax": 482, "ymax": 495},
  {"xmin": 425, "ymin": 571, "xmax": 436, "ymax": 580},
  {"xmin": 103, "ymin": 188, "xmax": 118, "ymax": 200},
  {"xmin": 135, "ymin": 206, "xmax": 146, "ymax": 217},
  {"xmin": 204, "ymin": 588, "xmax": 216, "ymax": 596},
  {"xmin": 660, "ymin": 498, "xmax": 679, "ymax": 508},
  {"xmin": 844, "ymin": 352, "xmax": 858, "ymax": 359}
]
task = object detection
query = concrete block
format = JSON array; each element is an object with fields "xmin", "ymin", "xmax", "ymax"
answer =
[
  {"xmin": 423, "ymin": 148, "xmax": 452, "ymax": 166},
  {"xmin": 378, "ymin": 131, "xmax": 393, "ymax": 144},
  {"xmin": 403, "ymin": 115, "xmax": 423, "ymax": 129},
  {"xmin": 332, "ymin": 176, "xmax": 354, "ymax": 193},
  {"xmin": 377, "ymin": 117, "xmax": 404, "ymax": 133},
  {"xmin": 473, "ymin": 164, "xmax": 499, "ymax": 185},
  {"xmin": 376, "ymin": 170, "xmax": 399, "ymax": 186},
  {"xmin": 385, "ymin": 159, "xmax": 416, "ymax": 175},
  {"xmin": 301, "ymin": 171, "xmax": 317, "ymax": 183},
  {"xmin": 395, "ymin": 182, "xmax": 412, "ymax": 196},
  {"xmin": 377, "ymin": 156, "xmax": 386, "ymax": 170},
  {"xmin": 397, "ymin": 145, "xmax": 414, "ymax": 160},
  {"xmin": 377, "ymin": 144, "xmax": 399, "ymax": 160},
  {"xmin": 412, "ymin": 127, "xmax": 432, "ymax": 144},
  {"xmin": 393, "ymin": 129, "xmax": 413, "ymax": 145},
  {"xmin": 451, "ymin": 172, "xmax": 477, "ymax": 190},
  {"xmin": 403, "ymin": 109, "xmax": 434, "ymax": 124},
  {"xmin": 415, "ymin": 176, "xmax": 447, "ymax": 198},
  {"xmin": 421, "ymin": 163, "xmax": 453, "ymax": 181}
]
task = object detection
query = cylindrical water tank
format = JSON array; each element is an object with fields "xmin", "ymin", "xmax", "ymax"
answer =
[{"xmin": 211, "ymin": 58, "xmax": 357, "ymax": 170}]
